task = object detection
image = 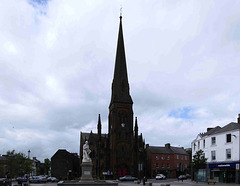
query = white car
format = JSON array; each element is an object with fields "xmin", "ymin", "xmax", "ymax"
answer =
[{"xmin": 156, "ymin": 174, "xmax": 166, "ymax": 180}]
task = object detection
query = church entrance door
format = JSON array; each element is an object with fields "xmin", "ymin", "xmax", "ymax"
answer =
[{"xmin": 118, "ymin": 166, "xmax": 127, "ymax": 177}]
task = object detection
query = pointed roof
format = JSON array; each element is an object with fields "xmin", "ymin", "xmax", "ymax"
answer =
[
  {"xmin": 110, "ymin": 16, "xmax": 133, "ymax": 105},
  {"xmin": 135, "ymin": 117, "xmax": 138, "ymax": 132},
  {"xmin": 97, "ymin": 114, "xmax": 101, "ymax": 132}
]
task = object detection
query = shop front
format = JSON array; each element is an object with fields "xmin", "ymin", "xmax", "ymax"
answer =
[{"xmin": 208, "ymin": 162, "xmax": 240, "ymax": 184}]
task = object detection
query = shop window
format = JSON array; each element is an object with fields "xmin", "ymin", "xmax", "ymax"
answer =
[
  {"xmin": 211, "ymin": 151, "xmax": 216, "ymax": 160},
  {"xmin": 226, "ymin": 134, "xmax": 231, "ymax": 143},
  {"xmin": 161, "ymin": 154, "xmax": 164, "ymax": 160},
  {"xmin": 226, "ymin": 149, "xmax": 231, "ymax": 159},
  {"xmin": 156, "ymin": 163, "xmax": 159, "ymax": 168},
  {"xmin": 211, "ymin": 137, "xmax": 216, "ymax": 145},
  {"xmin": 167, "ymin": 155, "xmax": 170, "ymax": 160},
  {"xmin": 161, "ymin": 163, "xmax": 164, "ymax": 168},
  {"xmin": 156, "ymin": 154, "xmax": 159, "ymax": 160}
]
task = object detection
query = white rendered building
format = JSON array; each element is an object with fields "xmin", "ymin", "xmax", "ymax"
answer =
[{"xmin": 191, "ymin": 115, "xmax": 240, "ymax": 184}]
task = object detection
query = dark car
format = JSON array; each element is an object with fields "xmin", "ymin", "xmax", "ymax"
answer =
[
  {"xmin": 0, "ymin": 178, "xmax": 11, "ymax": 186},
  {"xmin": 178, "ymin": 175, "xmax": 187, "ymax": 180},
  {"xmin": 39, "ymin": 176, "xmax": 47, "ymax": 183},
  {"xmin": 47, "ymin": 177, "xmax": 58, "ymax": 182},
  {"xmin": 119, "ymin": 175, "xmax": 138, "ymax": 181},
  {"xmin": 16, "ymin": 177, "xmax": 28, "ymax": 184},
  {"xmin": 29, "ymin": 176, "xmax": 41, "ymax": 183}
]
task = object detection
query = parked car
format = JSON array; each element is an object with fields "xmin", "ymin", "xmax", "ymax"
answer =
[
  {"xmin": 39, "ymin": 176, "xmax": 47, "ymax": 183},
  {"xmin": 119, "ymin": 175, "xmax": 138, "ymax": 181},
  {"xmin": 47, "ymin": 177, "xmax": 58, "ymax": 182},
  {"xmin": 16, "ymin": 177, "xmax": 28, "ymax": 184},
  {"xmin": 178, "ymin": 175, "xmax": 187, "ymax": 180},
  {"xmin": 29, "ymin": 176, "xmax": 41, "ymax": 183},
  {"xmin": 0, "ymin": 178, "xmax": 11, "ymax": 186},
  {"xmin": 155, "ymin": 174, "xmax": 166, "ymax": 180}
]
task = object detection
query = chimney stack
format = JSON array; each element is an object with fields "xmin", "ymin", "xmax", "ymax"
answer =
[{"xmin": 165, "ymin": 143, "xmax": 170, "ymax": 149}]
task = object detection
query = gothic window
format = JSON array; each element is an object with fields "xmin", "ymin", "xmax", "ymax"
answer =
[{"xmin": 118, "ymin": 111, "xmax": 127, "ymax": 127}]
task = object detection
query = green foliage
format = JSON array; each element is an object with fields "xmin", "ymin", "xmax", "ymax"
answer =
[
  {"xmin": 5, "ymin": 150, "xmax": 33, "ymax": 178},
  {"xmin": 192, "ymin": 149, "xmax": 207, "ymax": 169},
  {"xmin": 40, "ymin": 158, "xmax": 51, "ymax": 175}
]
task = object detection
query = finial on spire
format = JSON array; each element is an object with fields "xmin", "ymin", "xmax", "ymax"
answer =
[{"xmin": 120, "ymin": 6, "xmax": 122, "ymax": 19}]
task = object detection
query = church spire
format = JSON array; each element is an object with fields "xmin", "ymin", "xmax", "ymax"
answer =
[
  {"xmin": 110, "ymin": 15, "xmax": 133, "ymax": 106},
  {"xmin": 97, "ymin": 114, "xmax": 101, "ymax": 140},
  {"xmin": 134, "ymin": 117, "xmax": 138, "ymax": 136}
]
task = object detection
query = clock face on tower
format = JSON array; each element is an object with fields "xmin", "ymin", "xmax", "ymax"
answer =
[{"xmin": 121, "ymin": 123, "xmax": 125, "ymax": 127}]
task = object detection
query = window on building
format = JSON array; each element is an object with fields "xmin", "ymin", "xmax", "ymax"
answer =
[
  {"xmin": 177, "ymin": 155, "xmax": 179, "ymax": 159},
  {"xmin": 156, "ymin": 154, "xmax": 159, "ymax": 160},
  {"xmin": 226, "ymin": 149, "xmax": 231, "ymax": 159},
  {"xmin": 211, "ymin": 137, "xmax": 216, "ymax": 145},
  {"xmin": 211, "ymin": 151, "xmax": 216, "ymax": 160},
  {"xmin": 156, "ymin": 163, "xmax": 159, "ymax": 168},
  {"xmin": 167, "ymin": 163, "xmax": 170, "ymax": 168},
  {"xmin": 177, "ymin": 163, "xmax": 179, "ymax": 167},
  {"xmin": 161, "ymin": 163, "xmax": 164, "ymax": 168},
  {"xmin": 185, "ymin": 156, "xmax": 187, "ymax": 160},
  {"xmin": 167, "ymin": 155, "xmax": 170, "ymax": 160},
  {"xmin": 181, "ymin": 155, "xmax": 183, "ymax": 160},
  {"xmin": 203, "ymin": 139, "xmax": 205, "ymax": 148},
  {"xmin": 198, "ymin": 141, "xmax": 200, "ymax": 149},
  {"xmin": 194, "ymin": 143, "xmax": 196, "ymax": 151},
  {"xmin": 226, "ymin": 134, "xmax": 231, "ymax": 143},
  {"xmin": 185, "ymin": 164, "xmax": 187, "ymax": 168},
  {"xmin": 161, "ymin": 154, "xmax": 164, "ymax": 160}
]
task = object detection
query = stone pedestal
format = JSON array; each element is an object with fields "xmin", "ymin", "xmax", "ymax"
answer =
[{"xmin": 81, "ymin": 162, "xmax": 93, "ymax": 181}]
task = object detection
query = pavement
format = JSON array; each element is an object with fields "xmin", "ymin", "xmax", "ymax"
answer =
[{"xmin": 116, "ymin": 179, "xmax": 240, "ymax": 186}]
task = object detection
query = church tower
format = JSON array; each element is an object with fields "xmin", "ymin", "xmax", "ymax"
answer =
[{"xmin": 108, "ymin": 15, "xmax": 134, "ymax": 177}]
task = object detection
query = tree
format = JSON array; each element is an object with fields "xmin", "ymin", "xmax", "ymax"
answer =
[
  {"xmin": 5, "ymin": 150, "xmax": 33, "ymax": 178},
  {"xmin": 192, "ymin": 150, "xmax": 207, "ymax": 182},
  {"xmin": 43, "ymin": 158, "xmax": 51, "ymax": 175}
]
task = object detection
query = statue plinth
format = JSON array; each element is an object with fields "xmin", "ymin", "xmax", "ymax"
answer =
[{"xmin": 81, "ymin": 162, "xmax": 93, "ymax": 181}]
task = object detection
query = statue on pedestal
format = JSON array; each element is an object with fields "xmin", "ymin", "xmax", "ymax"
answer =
[
  {"xmin": 82, "ymin": 141, "xmax": 91, "ymax": 162},
  {"xmin": 81, "ymin": 141, "xmax": 93, "ymax": 181}
]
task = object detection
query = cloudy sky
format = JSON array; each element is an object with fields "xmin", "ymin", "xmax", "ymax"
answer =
[{"xmin": 1, "ymin": 0, "xmax": 240, "ymax": 162}]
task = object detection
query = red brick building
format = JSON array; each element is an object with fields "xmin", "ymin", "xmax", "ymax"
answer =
[{"xmin": 146, "ymin": 143, "xmax": 190, "ymax": 178}]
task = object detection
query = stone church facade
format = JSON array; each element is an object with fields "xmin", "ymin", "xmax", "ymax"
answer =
[{"xmin": 80, "ymin": 16, "xmax": 145, "ymax": 179}]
